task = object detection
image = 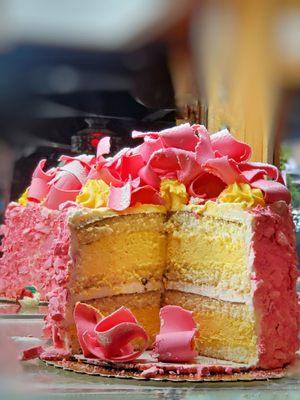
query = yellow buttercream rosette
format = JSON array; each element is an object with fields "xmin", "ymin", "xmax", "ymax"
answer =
[
  {"xmin": 218, "ymin": 182, "xmax": 265, "ymax": 208},
  {"xmin": 18, "ymin": 188, "xmax": 29, "ymax": 206},
  {"xmin": 76, "ymin": 179, "xmax": 109, "ymax": 208},
  {"xmin": 160, "ymin": 179, "xmax": 188, "ymax": 211}
]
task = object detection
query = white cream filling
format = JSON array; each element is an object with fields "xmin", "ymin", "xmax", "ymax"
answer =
[
  {"xmin": 72, "ymin": 280, "xmax": 163, "ymax": 302},
  {"xmin": 165, "ymin": 281, "xmax": 252, "ymax": 304},
  {"xmin": 243, "ymin": 213, "xmax": 260, "ymax": 366}
]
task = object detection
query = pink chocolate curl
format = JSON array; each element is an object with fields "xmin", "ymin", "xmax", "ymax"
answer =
[
  {"xmin": 21, "ymin": 346, "xmax": 43, "ymax": 361},
  {"xmin": 239, "ymin": 161, "xmax": 284, "ymax": 184},
  {"xmin": 74, "ymin": 304, "xmax": 149, "ymax": 362},
  {"xmin": 97, "ymin": 136, "xmax": 111, "ymax": 157},
  {"xmin": 153, "ymin": 305, "xmax": 198, "ymax": 362},
  {"xmin": 73, "ymin": 302, "xmax": 103, "ymax": 357},
  {"xmin": 133, "ymin": 123, "xmax": 200, "ymax": 151},
  {"xmin": 44, "ymin": 186, "xmax": 80, "ymax": 210},
  {"xmin": 189, "ymin": 172, "xmax": 226, "ymax": 199},
  {"xmin": 108, "ymin": 181, "xmax": 132, "ymax": 211},
  {"xmin": 28, "ymin": 159, "xmax": 56, "ymax": 202},
  {"xmin": 251, "ymin": 179, "xmax": 291, "ymax": 204},
  {"xmin": 210, "ymin": 129, "xmax": 252, "ymax": 162},
  {"xmin": 131, "ymin": 185, "xmax": 164, "ymax": 206},
  {"xmin": 203, "ymin": 156, "xmax": 247, "ymax": 185}
]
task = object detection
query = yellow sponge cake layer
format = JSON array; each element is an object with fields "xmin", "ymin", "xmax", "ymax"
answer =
[
  {"xmin": 88, "ymin": 291, "xmax": 161, "ymax": 346},
  {"xmin": 166, "ymin": 208, "xmax": 252, "ymax": 298},
  {"xmin": 164, "ymin": 290, "xmax": 258, "ymax": 365},
  {"xmin": 69, "ymin": 212, "xmax": 166, "ymax": 298}
]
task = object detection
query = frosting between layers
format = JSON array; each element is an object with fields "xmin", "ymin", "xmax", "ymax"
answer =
[
  {"xmin": 68, "ymin": 204, "xmax": 167, "ymax": 229},
  {"xmin": 183, "ymin": 201, "xmax": 254, "ymax": 223},
  {"xmin": 165, "ymin": 281, "xmax": 252, "ymax": 304},
  {"xmin": 72, "ymin": 281, "xmax": 163, "ymax": 302}
]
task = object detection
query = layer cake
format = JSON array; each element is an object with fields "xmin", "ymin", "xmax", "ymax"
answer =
[{"xmin": 0, "ymin": 123, "xmax": 298, "ymax": 369}]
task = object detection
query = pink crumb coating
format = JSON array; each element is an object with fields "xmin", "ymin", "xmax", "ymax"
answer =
[
  {"xmin": 43, "ymin": 203, "xmax": 78, "ymax": 345},
  {"xmin": 251, "ymin": 202, "xmax": 300, "ymax": 369},
  {"xmin": 0, "ymin": 202, "xmax": 72, "ymax": 300}
]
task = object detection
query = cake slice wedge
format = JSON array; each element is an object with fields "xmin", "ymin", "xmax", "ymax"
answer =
[{"xmin": 164, "ymin": 201, "xmax": 299, "ymax": 368}]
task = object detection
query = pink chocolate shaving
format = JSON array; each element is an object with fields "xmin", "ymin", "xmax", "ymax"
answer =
[
  {"xmin": 21, "ymin": 346, "xmax": 43, "ymax": 360},
  {"xmin": 40, "ymin": 346, "xmax": 71, "ymax": 361},
  {"xmin": 188, "ymin": 172, "xmax": 226, "ymax": 199},
  {"xmin": 210, "ymin": 129, "xmax": 252, "ymax": 162},
  {"xmin": 251, "ymin": 179, "xmax": 292, "ymax": 204},
  {"xmin": 108, "ymin": 181, "xmax": 132, "ymax": 211},
  {"xmin": 74, "ymin": 304, "xmax": 149, "ymax": 362},
  {"xmin": 153, "ymin": 305, "xmax": 198, "ymax": 362},
  {"xmin": 28, "ymin": 160, "xmax": 56, "ymax": 202},
  {"xmin": 73, "ymin": 302, "xmax": 103, "ymax": 357},
  {"xmin": 97, "ymin": 136, "xmax": 111, "ymax": 157}
]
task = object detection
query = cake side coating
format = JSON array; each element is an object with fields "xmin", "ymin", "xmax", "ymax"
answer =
[
  {"xmin": 251, "ymin": 202, "xmax": 299, "ymax": 368},
  {"xmin": 43, "ymin": 204, "xmax": 74, "ymax": 345},
  {"xmin": 0, "ymin": 202, "xmax": 68, "ymax": 300}
]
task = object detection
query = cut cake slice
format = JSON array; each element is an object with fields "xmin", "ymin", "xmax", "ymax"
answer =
[
  {"xmin": 46, "ymin": 205, "xmax": 167, "ymax": 351},
  {"xmin": 164, "ymin": 201, "xmax": 299, "ymax": 368}
]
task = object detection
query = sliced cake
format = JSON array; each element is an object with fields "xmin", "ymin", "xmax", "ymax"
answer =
[{"xmin": 1, "ymin": 123, "xmax": 298, "ymax": 369}]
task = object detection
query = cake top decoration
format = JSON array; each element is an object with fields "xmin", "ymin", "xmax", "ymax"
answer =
[{"xmin": 20, "ymin": 123, "xmax": 291, "ymax": 210}]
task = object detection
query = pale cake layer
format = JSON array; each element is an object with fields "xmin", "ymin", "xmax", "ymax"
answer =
[
  {"xmin": 65, "ymin": 291, "xmax": 161, "ymax": 352},
  {"xmin": 72, "ymin": 280, "xmax": 163, "ymax": 302},
  {"xmin": 166, "ymin": 211, "xmax": 252, "ymax": 296},
  {"xmin": 165, "ymin": 281, "xmax": 251, "ymax": 303},
  {"xmin": 164, "ymin": 290, "xmax": 258, "ymax": 365},
  {"xmin": 69, "ymin": 213, "xmax": 166, "ymax": 296}
]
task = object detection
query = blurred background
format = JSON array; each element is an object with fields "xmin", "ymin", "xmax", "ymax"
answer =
[{"xmin": 0, "ymin": 0, "xmax": 300, "ymax": 245}]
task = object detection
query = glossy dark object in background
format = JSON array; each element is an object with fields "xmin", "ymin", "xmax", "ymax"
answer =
[{"xmin": 0, "ymin": 43, "xmax": 176, "ymax": 218}]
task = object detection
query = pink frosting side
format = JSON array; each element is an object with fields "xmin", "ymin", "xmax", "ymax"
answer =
[
  {"xmin": 0, "ymin": 202, "xmax": 71, "ymax": 300},
  {"xmin": 43, "ymin": 203, "xmax": 77, "ymax": 345},
  {"xmin": 251, "ymin": 202, "xmax": 299, "ymax": 368}
]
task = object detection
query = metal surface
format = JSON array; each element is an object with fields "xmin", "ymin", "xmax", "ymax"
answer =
[{"xmin": 0, "ymin": 305, "xmax": 300, "ymax": 399}]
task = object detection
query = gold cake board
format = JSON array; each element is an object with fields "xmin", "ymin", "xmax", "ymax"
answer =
[{"xmin": 41, "ymin": 352, "xmax": 286, "ymax": 382}]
